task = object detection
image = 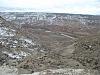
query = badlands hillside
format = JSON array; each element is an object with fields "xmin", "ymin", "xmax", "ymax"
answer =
[{"xmin": 0, "ymin": 12, "xmax": 100, "ymax": 75}]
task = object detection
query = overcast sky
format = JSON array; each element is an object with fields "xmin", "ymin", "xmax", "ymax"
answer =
[{"xmin": 0, "ymin": 0, "xmax": 100, "ymax": 15}]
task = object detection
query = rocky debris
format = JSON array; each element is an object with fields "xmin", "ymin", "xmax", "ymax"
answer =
[
  {"xmin": 0, "ymin": 65, "xmax": 18, "ymax": 75},
  {"xmin": 0, "ymin": 65, "xmax": 98, "ymax": 75},
  {"xmin": 17, "ymin": 50, "xmax": 84, "ymax": 73},
  {"xmin": 0, "ymin": 53, "xmax": 9, "ymax": 66},
  {"xmin": 20, "ymin": 69, "xmax": 99, "ymax": 75}
]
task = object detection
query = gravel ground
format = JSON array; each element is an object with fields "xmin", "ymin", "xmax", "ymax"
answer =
[
  {"xmin": 0, "ymin": 65, "xmax": 99, "ymax": 75},
  {"xmin": 0, "ymin": 65, "xmax": 18, "ymax": 75}
]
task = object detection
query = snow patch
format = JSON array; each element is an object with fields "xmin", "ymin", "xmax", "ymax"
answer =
[
  {"xmin": 24, "ymin": 39, "xmax": 35, "ymax": 45},
  {"xmin": 3, "ymin": 51, "xmax": 21, "ymax": 59},
  {"xmin": 61, "ymin": 33, "xmax": 75, "ymax": 39},
  {"xmin": 3, "ymin": 51, "xmax": 30, "ymax": 59},
  {"xmin": 45, "ymin": 30, "xmax": 51, "ymax": 32},
  {"xmin": 20, "ymin": 37, "xmax": 35, "ymax": 46},
  {"xmin": 0, "ymin": 27, "xmax": 15, "ymax": 37}
]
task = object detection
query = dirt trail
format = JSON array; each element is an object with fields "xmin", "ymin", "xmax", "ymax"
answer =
[
  {"xmin": 61, "ymin": 43, "xmax": 75, "ymax": 56},
  {"xmin": 60, "ymin": 33, "xmax": 76, "ymax": 40}
]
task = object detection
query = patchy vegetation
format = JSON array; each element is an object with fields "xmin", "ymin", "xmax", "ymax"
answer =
[{"xmin": 73, "ymin": 35, "xmax": 100, "ymax": 71}]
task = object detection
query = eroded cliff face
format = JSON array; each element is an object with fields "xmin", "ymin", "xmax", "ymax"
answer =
[{"xmin": 0, "ymin": 12, "xmax": 100, "ymax": 25}]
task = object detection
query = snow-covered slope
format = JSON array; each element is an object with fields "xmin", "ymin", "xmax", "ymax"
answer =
[
  {"xmin": 0, "ymin": 16, "xmax": 46, "ymax": 66},
  {"xmin": 0, "ymin": 12, "xmax": 100, "ymax": 26}
]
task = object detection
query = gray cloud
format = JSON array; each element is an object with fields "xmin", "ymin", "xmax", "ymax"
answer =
[{"xmin": 0, "ymin": 0, "xmax": 100, "ymax": 15}]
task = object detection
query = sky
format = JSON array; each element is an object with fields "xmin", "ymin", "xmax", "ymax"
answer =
[{"xmin": 0, "ymin": 0, "xmax": 100, "ymax": 15}]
